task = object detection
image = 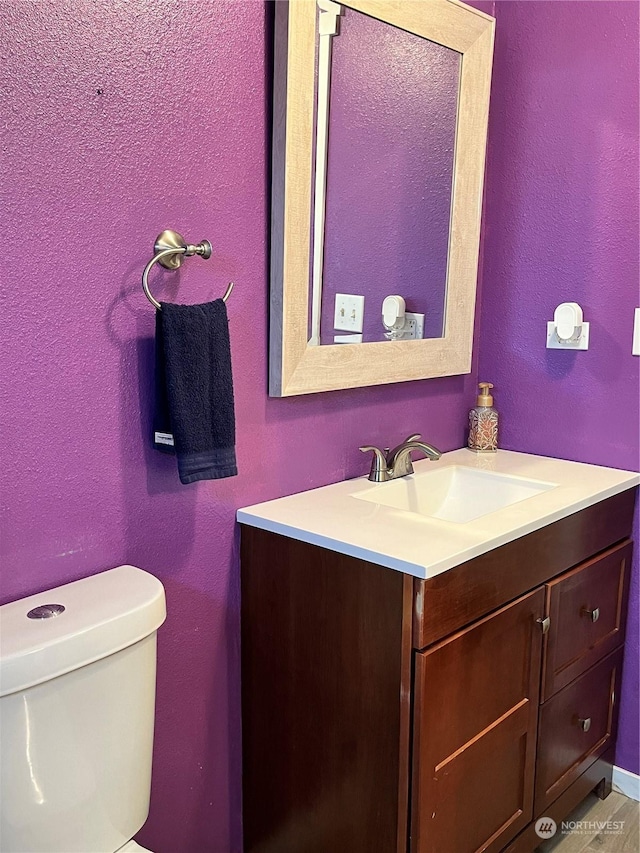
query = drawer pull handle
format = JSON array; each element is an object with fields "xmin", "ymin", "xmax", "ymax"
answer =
[
  {"xmin": 578, "ymin": 717, "xmax": 592, "ymax": 732},
  {"xmin": 537, "ymin": 616, "xmax": 551, "ymax": 634},
  {"xmin": 582, "ymin": 607, "xmax": 600, "ymax": 622}
]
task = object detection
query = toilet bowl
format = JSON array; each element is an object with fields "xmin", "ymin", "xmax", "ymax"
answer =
[{"xmin": 0, "ymin": 566, "xmax": 166, "ymax": 853}]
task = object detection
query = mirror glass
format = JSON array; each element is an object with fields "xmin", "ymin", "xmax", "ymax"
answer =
[{"xmin": 310, "ymin": 7, "xmax": 461, "ymax": 345}]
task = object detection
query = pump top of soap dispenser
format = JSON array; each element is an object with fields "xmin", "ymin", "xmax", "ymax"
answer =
[{"xmin": 477, "ymin": 382, "xmax": 494, "ymax": 406}]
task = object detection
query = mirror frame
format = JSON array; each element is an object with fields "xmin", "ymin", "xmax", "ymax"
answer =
[{"xmin": 269, "ymin": 0, "xmax": 495, "ymax": 397}]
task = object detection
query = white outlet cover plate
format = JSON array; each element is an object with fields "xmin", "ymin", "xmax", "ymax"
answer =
[
  {"xmin": 405, "ymin": 312, "xmax": 425, "ymax": 339},
  {"xmin": 334, "ymin": 293, "xmax": 365, "ymax": 332},
  {"xmin": 546, "ymin": 321, "xmax": 590, "ymax": 350}
]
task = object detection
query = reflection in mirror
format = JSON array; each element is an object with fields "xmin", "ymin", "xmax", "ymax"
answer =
[{"xmin": 310, "ymin": 6, "xmax": 461, "ymax": 346}]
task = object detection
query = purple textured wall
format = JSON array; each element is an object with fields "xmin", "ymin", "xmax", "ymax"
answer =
[
  {"xmin": 0, "ymin": 2, "xmax": 481, "ymax": 851},
  {"xmin": 320, "ymin": 7, "xmax": 459, "ymax": 342},
  {"xmin": 479, "ymin": 1, "xmax": 640, "ymax": 775}
]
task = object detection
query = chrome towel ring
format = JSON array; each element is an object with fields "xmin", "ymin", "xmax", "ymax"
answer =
[{"xmin": 142, "ymin": 229, "xmax": 234, "ymax": 310}]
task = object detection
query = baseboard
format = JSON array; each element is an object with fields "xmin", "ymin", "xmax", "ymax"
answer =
[{"xmin": 612, "ymin": 766, "xmax": 640, "ymax": 801}]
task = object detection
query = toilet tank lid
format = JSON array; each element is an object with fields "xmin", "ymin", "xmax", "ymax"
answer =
[{"xmin": 0, "ymin": 566, "xmax": 166, "ymax": 697}]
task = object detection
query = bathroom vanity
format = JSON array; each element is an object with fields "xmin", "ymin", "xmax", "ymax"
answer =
[{"xmin": 238, "ymin": 451, "xmax": 638, "ymax": 853}]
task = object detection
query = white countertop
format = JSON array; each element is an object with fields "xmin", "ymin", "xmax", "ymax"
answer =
[{"xmin": 237, "ymin": 450, "xmax": 639, "ymax": 580}]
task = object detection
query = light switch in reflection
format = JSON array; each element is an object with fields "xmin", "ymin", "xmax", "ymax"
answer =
[{"xmin": 334, "ymin": 293, "xmax": 365, "ymax": 333}]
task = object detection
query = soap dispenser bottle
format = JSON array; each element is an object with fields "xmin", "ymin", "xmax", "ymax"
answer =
[{"xmin": 468, "ymin": 382, "xmax": 498, "ymax": 452}]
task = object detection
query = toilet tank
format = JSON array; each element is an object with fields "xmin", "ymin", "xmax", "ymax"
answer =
[{"xmin": 0, "ymin": 566, "xmax": 166, "ymax": 853}]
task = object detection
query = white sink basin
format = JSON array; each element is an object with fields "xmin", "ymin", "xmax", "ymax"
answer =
[{"xmin": 351, "ymin": 465, "xmax": 557, "ymax": 524}]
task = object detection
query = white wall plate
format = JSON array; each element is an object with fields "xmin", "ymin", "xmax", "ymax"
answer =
[{"xmin": 546, "ymin": 321, "xmax": 590, "ymax": 350}]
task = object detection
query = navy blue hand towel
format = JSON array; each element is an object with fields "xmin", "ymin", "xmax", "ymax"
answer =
[{"xmin": 153, "ymin": 300, "xmax": 237, "ymax": 484}]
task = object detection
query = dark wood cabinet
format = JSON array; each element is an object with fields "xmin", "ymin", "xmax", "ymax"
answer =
[{"xmin": 241, "ymin": 489, "xmax": 636, "ymax": 853}]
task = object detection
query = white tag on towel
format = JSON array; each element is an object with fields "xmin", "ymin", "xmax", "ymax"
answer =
[{"xmin": 155, "ymin": 432, "xmax": 175, "ymax": 446}]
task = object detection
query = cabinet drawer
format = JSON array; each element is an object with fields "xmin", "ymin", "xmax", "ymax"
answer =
[
  {"xmin": 535, "ymin": 647, "xmax": 623, "ymax": 815},
  {"xmin": 411, "ymin": 589, "xmax": 544, "ymax": 853},
  {"xmin": 541, "ymin": 540, "xmax": 631, "ymax": 701}
]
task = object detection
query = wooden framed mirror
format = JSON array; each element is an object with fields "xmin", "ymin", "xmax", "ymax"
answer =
[{"xmin": 269, "ymin": 0, "xmax": 495, "ymax": 396}]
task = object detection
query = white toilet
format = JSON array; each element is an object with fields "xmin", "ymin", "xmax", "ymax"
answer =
[{"xmin": 0, "ymin": 565, "xmax": 166, "ymax": 853}]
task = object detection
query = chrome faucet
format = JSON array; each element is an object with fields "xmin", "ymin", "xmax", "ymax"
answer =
[{"xmin": 359, "ymin": 434, "xmax": 442, "ymax": 482}]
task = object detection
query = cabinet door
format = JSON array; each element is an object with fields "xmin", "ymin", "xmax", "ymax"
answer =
[
  {"xmin": 541, "ymin": 541, "xmax": 631, "ymax": 701},
  {"xmin": 411, "ymin": 589, "xmax": 545, "ymax": 853},
  {"xmin": 535, "ymin": 647, "xmax": 623, "ymax": 815}
]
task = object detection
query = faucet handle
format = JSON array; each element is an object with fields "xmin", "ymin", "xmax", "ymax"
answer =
[{"xmin": 359, "ymin": 446, "xmax": 390, "ymax": 482}]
